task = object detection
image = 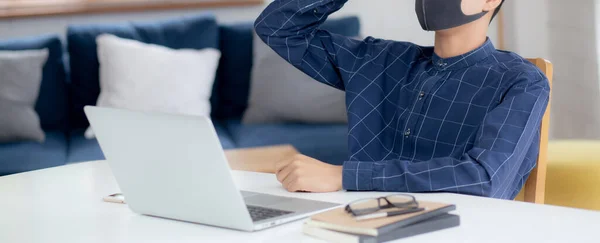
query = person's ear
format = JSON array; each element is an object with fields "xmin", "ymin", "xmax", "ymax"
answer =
[{"xmin": 482, "ymin": 0, "xmax": 503, "ymax": 12}]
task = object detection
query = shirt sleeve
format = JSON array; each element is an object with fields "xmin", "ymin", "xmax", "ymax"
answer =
[
  {"xmin": 342, "ymin": 73, "xmax": 551, "ymax": 199},
  {"xmin": 254, "ymin": 0, "xmax": 365, "ymax": 90}
]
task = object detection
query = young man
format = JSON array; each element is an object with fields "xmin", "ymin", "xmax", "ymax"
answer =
[{"xmin": 254, "ymin": 0, "xmax": 550, "ymax": 199}]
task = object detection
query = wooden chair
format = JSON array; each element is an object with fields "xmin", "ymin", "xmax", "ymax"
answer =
[{"xmin": 516, "ymin": 58, "xmax": 553, "ymax": 204}]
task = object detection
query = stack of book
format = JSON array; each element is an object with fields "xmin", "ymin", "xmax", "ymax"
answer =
[{"xmin": 303, "ymin": 201, "xmax": 459, "ymax": 243}]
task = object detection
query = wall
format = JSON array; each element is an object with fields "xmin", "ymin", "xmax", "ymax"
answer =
[
  {"xmin": 0, "ymin": 1, "xmax": 498, "ymax": 46},
  {"xmin": 502, "ymin": 0, "xmax": 549, "ymax": 58},
  {"xmin": 503, "ymin": 0, "xmax": 600, "ymax": 139},
  {"xmin": 550, "ymin": 0, "xmax": 600, "ymax": 139},
  {"xmin": 0, "ymin": 5, "xmax": 265, "ymax": 39}
]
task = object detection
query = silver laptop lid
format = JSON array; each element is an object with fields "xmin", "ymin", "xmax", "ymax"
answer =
[{"xmin": 84, "ymin": 106, "xmax": 254, "ymax": 231}]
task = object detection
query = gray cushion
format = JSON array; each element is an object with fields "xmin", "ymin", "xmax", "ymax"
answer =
[
  {"xmin": 243, "ymin": 33, "xmax": 347, "ymax": 124},
  {"xmin": 0, "ymin": 49, "xmax": 48, "ymax": 143}
]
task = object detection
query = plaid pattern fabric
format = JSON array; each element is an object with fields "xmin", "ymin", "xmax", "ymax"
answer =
[{"xmin": 255, "ymin": 0, "xmax": 550, "ymax": 199}]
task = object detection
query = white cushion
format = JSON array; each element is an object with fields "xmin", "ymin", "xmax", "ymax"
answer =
[{"xmin": 85, "ymin": 34, "xmax": 221, "ymax": 139}]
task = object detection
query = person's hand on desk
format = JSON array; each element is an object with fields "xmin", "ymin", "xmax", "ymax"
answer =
[{"xmin": 275, "ymin": 154, "xmax": 343, "ymax": 193}]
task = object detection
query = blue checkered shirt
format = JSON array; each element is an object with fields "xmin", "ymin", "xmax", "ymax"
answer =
[{"xmin": 255, "ymin": 0, "xmax": 550, "ymax": 199}]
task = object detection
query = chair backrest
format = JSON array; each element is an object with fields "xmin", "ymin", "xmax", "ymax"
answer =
[{"xmin": 517, "ymin": 58, "xmax": 553, "ymax": 204}]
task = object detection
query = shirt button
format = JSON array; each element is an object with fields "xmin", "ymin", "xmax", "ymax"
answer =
[
  {"xmin": 418, "ymin": 91, "xmax": 425, "ymax": 100},
  {"xmin": 314, "ymin": 9, "xmax": 318, "ymax": 13},
  {"xmin": 404, "ymin": 129, "xmax": 411, "ymax": 137}
]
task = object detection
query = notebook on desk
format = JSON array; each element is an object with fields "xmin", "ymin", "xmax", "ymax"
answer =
[
  {"xmin": 303, "ymin": 201, "xmax": 459, "ymax": 243},
  {"xmin": 304, "ymin": 213, "xmax": 460, "ymax": 243}
]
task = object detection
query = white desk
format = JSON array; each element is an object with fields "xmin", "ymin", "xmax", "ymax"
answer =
[{"xmin": 0, "ymin": 161, "xmax": 598, "ymax": 243}]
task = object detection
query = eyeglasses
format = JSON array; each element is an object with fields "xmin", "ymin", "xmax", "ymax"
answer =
[{"xmin": 345, "ymin": 194, "xmax": 419, "ymax": 217}]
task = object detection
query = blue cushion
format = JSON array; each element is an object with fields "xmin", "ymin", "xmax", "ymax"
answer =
[
  {"xmin": 67, "ymin": 14, "xmax": 220, "ymax": 129},
  {"xmin": 225, "ymin": 120, "xmax": 348, "ymax": 165},
  {"xmin": 214, "ymin": 121, "xmax": 237, "ymax": 150},
  {"xmin": 0, "ymin": 131, "xmax": 68, "ymax": 176},
  {"xmin": 66, "ymin": 122, "xmax": 236, "ymax": 164},
  {"xmin": 0, "ymin": 35, "xmax": 68, "ymax": 131},
  {"xmin": 213, "ymin": 16, "xmax": 361, "ymax": 120},
  {"xmin": 66, "ymin": 129, "xmax": 105, "ymax": 164},
  {"xmin": 212, "ymin": 23, "xmax": 254, "ymax": 119}
]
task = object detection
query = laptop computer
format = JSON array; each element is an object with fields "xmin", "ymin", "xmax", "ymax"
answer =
[{"xmin": 84, "ymin": 106, "xmax": 340, "ymax": 232}]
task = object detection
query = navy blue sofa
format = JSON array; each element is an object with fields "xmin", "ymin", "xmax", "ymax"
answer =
[{"xmin": 0, "ymin": 14, "xmax": 360, "ymax": 176}]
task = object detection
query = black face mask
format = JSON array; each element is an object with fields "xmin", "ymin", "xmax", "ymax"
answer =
[{"xmin": 415, "ymin": 0, "xmax": 488, "ymax": 31}]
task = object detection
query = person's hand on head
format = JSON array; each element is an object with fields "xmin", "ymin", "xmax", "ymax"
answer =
[{"xmin": 274, "ymin": 154, "xmax": 343, "ymax": 193}]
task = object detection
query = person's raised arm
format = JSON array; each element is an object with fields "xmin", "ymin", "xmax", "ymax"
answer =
[
  {"xmin": 343, "ymin": 73, "xmax": 550, "ymax": 199},
  {"xmin": 254, "ymin": 0, "xmax": 364, "ymax": 90}
]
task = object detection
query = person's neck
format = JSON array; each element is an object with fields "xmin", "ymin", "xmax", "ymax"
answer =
[{"xmin": 434, "ymin": 25, "xmax": 488, "ymax": 59}]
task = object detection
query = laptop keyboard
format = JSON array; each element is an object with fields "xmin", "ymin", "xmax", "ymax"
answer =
[{"xmin": 247, "ymin": 205, "xmax": 293, "ymax": 222}]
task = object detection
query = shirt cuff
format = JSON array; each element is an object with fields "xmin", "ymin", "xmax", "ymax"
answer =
[{"xmin": 342, "ymin": 161, "xmax": 375, "ymax": 191}]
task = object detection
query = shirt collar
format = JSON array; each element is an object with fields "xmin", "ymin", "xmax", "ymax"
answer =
[{"xmin": 430, "ymin": 38, "xmax": 496, "ymax": 71}]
